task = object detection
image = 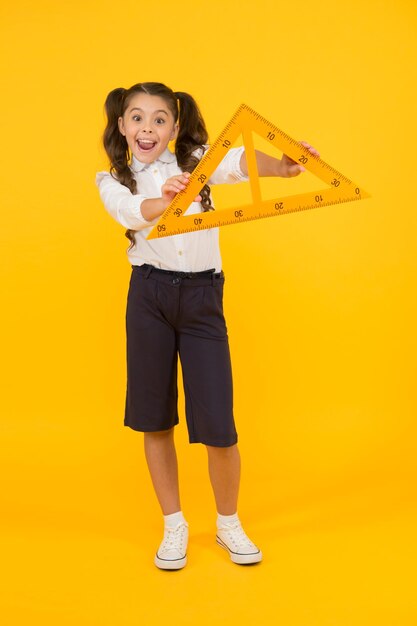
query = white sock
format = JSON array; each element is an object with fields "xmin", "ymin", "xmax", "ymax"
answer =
[
  {"xmin": 164, "ymin": 510, "xmax": 187, "ymax": 528},
  {"xmin": 217, "ymin": 512, "xmax": 240, "ymax": 529}
]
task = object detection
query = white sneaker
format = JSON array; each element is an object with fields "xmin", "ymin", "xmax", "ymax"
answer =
[
  {"xmin": 216, "ymin": 521, "xmax": 262, "ymax": 565},
  {"xmin": 154, "ymin": 521, "xmax": 188, "ymax": 570}
]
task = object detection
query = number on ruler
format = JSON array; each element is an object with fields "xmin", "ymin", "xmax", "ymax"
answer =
[{"xmin": 147, "ymin": 103, "xmax": 370, "ymax": 240}]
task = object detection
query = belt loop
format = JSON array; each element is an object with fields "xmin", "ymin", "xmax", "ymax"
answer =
[{"xmin": 144, "ymin": 264, "xmax": 153, "ymax": 279}]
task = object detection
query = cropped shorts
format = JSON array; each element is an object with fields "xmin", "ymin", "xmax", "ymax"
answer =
[{"xmin": 124, "ymin": 264, "xmax": 238, "ymax": 447}]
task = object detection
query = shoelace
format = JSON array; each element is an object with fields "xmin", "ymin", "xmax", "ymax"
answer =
[
  {"xmin": 218, "ymin": 522, "xmax": 257, "ymax": 549},
  {"xmin": 159, "ymin": 522, "xmax": 188, "ymax": 553}
]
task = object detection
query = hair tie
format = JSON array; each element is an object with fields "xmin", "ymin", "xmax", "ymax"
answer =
[{"xmin": 174, "ymin": 92, "xmax": 180, "ymax": 115}]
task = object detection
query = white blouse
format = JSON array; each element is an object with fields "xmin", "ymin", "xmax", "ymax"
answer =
[{"xmin": 96, "ymin": 146, "xmax": 248, "ymax": 272}]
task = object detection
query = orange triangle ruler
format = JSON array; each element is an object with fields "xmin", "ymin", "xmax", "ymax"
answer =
[{"xmin": 147, "ymin": 103, "xmax": 370, "ymax": 240}]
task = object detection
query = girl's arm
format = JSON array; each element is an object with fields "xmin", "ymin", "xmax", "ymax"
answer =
[
  {"xmin": 239, "ymin": 142, "xmax": 320, "ymax": 178},
  {"xmin": 96, "ymin": 171, "xmax": 201, "ymax": 229},
  {"xmin": 140, "ymin": 173, "xmax": 202, "ymax": 221}
]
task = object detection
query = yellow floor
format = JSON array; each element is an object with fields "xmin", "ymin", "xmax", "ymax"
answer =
[{"xmin": 2, "ymin": 478, "xmax": 416, "ymax": 625}]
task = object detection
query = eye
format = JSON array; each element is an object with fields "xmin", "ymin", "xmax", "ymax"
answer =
[
  {"xmin": 132, "ymin": 115, "xmax": 142, "ymax": 122},
  {"xmin": 155, "ymin": 117, "xmax": 166, "ymax": 124}
]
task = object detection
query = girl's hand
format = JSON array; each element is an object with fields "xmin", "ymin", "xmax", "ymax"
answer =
[
  {"xmin": 280, "ymin": 141, "xmax": 320, "ymax": 177},
  {"xmin": 161, "ymin": 172, "xmax": 202, "ymax": 207}
]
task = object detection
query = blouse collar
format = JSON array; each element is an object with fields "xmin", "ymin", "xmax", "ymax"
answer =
[{"xmin": 131, "ymin": 148, "xmax": 176, "ymax": 172}]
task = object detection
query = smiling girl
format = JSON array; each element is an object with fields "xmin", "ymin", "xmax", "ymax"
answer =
[{"xmin": 96, "ymin": 82, "xmax": 318, "ymax": 570}]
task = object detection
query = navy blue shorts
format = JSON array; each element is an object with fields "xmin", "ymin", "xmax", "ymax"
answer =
[{"xmin": 124, "ymin": 264, "xmax": 238, "ymax": 447}]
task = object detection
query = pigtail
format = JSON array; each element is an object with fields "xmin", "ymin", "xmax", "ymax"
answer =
[
  {"xmin": 102, "ymin": 87, "xmax": 137, "ymax": 247},
  {"xmin": 174, "ymin": 92, "xmax": 213, "ymax": 212}
]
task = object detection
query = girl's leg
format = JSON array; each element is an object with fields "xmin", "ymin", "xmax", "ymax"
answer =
[
  {"xmin": 206, "ymin": 443, "xmax": 262, "ymax": 564},
  {"xmin": 205, "ymin": 443, "xmax": 241, "ymax": 515},
  {"xmin": 145, "ymin": 427, "xmax": 188, "ymax": 570},
  {"xmin": 144, "ymin": 427, "xmax": 181, "ymax": 515}
]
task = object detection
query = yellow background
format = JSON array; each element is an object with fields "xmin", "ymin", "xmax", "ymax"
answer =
[{"xmin": 1, "ymin": 0, "xmax": 416, "ymax": 624}]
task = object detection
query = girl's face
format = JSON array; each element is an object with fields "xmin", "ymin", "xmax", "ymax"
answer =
[{"xmin": 118, "ymin": 93, "xmax": 178, "ymax": 164}]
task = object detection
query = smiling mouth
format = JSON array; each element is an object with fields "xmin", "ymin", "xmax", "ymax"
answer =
[{"xmin": 137, "ymin": 139, "xmax": 157, "ymax": 152}]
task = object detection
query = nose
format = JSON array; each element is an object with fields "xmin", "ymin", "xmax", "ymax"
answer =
[{"xmin": 140, "ymin": 120, "xmax": 153, "ymax": 133}]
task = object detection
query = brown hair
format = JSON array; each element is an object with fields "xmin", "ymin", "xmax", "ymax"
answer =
[{"xmin": 102, "ymin": 82, "xmax": 212, "ymax": 247}]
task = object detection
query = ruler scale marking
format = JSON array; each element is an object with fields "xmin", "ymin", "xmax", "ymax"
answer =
[{"xmin": 147, "ymin": 104, "xmax": 369, "ymax": 240}]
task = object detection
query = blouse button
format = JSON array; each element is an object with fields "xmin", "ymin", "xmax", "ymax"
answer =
[{"xmin": 178, "ymin": 251, "xmax": 183, "ymax": 256}]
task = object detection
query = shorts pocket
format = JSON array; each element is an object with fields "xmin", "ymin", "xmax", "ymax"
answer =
[
  {"xmin": 126, "ymin": 275, "xmax": 158, "ymax": 330},
  {"xmin": 200, "ymin": 280, "xmax": 228, "ymax": 338}
]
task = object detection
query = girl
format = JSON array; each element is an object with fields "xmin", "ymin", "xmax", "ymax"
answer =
[{"xmin": 96, "ymin": 82, "xmax": 319, "ymax": 570}]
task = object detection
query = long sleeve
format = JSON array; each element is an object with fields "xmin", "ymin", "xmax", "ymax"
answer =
[
  {"xmin": 95, "ymin": 171, "xmax": 155, "ymax": 231},
  {"xmin": 208, "ymin": 146, "xmax": 249, "ymax": 185}
]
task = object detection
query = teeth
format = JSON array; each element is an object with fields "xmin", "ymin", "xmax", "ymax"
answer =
[{"xmin": 138, "ymin": 139, "xmax": 155, "ymax": 144}]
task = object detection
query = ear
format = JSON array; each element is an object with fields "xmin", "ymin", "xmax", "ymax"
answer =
[
  {"xmin": 170, "ymin": 123, "xmax": 179, "ymax": 141},
  {"xmin": 118, "ymin": 116, "xmax": 126, "ymax": 136}
]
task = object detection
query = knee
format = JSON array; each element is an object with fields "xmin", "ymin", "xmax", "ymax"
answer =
[
  {"xmin": 144, "ymin": 427, "xmax": 175, "ymax": 440},
  {"xmin": 205, "ymin": 442, "xmax": 238, "ymax": 455}
]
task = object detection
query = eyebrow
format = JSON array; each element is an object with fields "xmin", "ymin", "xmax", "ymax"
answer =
[{"xmin": 129, "ymin": 107, "xmax": 169, "ymax": 115}]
